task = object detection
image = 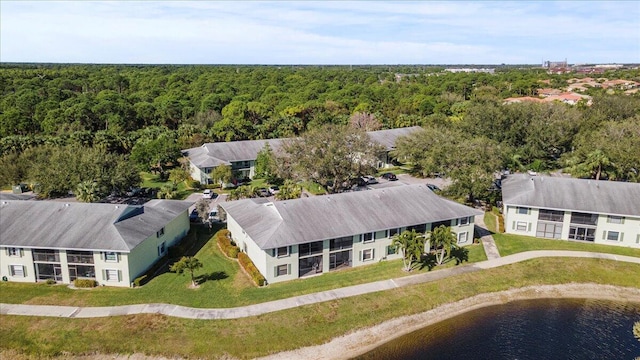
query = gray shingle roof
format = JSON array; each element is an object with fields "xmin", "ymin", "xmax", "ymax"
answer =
[
  {"xmin": 183, "ymin": 127, "xmax": 422, "ymax": 168},
  {"xmin": 501, "ymin": 174, "xmax": 640, "ymax": 216},
  {"xmin": 0, "ymin": 199, "xmax": 192, "ymax": 252},
  {"xmin": 220, "ymin": 184, "xmax": 482, "ymax": 250}
]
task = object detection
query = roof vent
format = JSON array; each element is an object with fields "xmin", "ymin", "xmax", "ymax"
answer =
[
  {"xmin": 1, "ymin": 201, "xmax": 7, "ymax": 205},
  {"xmin": 115, "ymin": 205, "xmax": 119, "ymax": 209},
  {"xmin": 64, "ymin": 203, "xmax": 70, "ymax": 207}
]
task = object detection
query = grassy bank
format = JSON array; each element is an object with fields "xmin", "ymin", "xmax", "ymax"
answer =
[
  {"xmin": 494, "ymin": 233, "xmax": 640, "ymax": 258},
  {"xmin": 1, "ymin": 259, "xmax": 639, "ymax": 359},
  {"xmin": 0, "ymin": 232, "xmax": 486, "ymax": 307}
]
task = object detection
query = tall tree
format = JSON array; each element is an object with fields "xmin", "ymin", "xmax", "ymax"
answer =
[
  {"xmin": 254, "ymin": 143, "xmax": 277, "ymax": 181},
  {"xmin": 428, "ymin": 225, "xmax": 458, "ymax": 266},
  {"xmin": 276, "ymin": 124, "xmax": 383, "ymax": 193},
  {"xmin": 391, "ymin": 230, "xmax": 425, "ymax": 272},
  {"xmin": 275, "ymin": 180, "xmax": 302, "ymax": 200}
]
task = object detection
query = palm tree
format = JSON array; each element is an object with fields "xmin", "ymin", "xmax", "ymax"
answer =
[
  {"xmin": 428, "ymin": 225, "xmax": 458, "ymax": 265},
  {"xmin": 391, "ymin": 229, "xmax": 425, "ymax": 271},
  {"xmin": 75, "ymin": 181, "xmax": 101, "ymax": 203},
  {"xmin": 584, "ymin": 149, "xmax": 611, "ymax": 180},
  {"xmin": 170, "ymin": 256, "xmax": 203, "ymax": 287},
  {"xmin": 275, "ymin": 180, "xmax": 301, "ymax": 200}
]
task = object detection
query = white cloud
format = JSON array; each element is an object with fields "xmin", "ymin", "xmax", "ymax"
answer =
[{"xmin": 1, "ymin": 1, "xmax": 638, "ymax": 64}]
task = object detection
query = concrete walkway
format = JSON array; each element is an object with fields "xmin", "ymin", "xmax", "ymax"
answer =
[
  {"xmin": 474, "ymin": 214, "xmax": 501, "ymax": 259},
  {"xmin": 2, "ymin": 251, "xmax": 639, "ymax": 320}
]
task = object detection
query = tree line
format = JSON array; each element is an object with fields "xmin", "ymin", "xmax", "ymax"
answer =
[{"xmin": 0, "ymin": 64, "xmax": 638, "ymax": 201}]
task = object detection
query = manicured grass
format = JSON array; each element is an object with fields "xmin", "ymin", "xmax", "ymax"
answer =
[
  {"xmin": 249, "ymin": 178, "xmax": 268, "ymax": 189},
  {"xmin": 300, "ymin": 181, "xmax": 327, "ymax": 195},
  {"xmin": 494, "ymin": 232, "xmax": 640, "ymax": 258},
  {"xmin": 1, "ymin": 258, "xmax": 638, "ymax": 359},
  {"xmin": 140, "ymin": 172, "xmax": 195, "ymax": 199},
  {"xmin": 484, "ymin": 212, "xmax": 497, "ymax": 233},
  {"xmin": 0, "ymin": 229, "xmax": 486, "ymax": 308}
]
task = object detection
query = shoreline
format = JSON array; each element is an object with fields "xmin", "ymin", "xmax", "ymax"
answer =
[{"xmin": 256, "ymin": 283, "xmax": 640, "ymax": 360}]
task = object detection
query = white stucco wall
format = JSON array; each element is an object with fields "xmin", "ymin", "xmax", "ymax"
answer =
[
  {"xmin": 504, "ymin": 204, "xmax": 640, "ymax": 249},
  {"xmin": 127, "ymin": 210, "xmax": 190, "ymax": 282},
  {"xmin": 0, "ymin": 247, "xmax": 36, "ymax": 283}
]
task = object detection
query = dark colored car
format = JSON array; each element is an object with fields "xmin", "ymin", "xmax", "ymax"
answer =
[
  {"xmin": 351, "ymin": 177, "xmax": 367, "ymax": 187},
  {"xmin": 426, "ymin": 183, "xmax": 441, "ymax": 192},
  {"xmin": 189, "ymin": 209, "xmax": 200, "ymax": 222},
  {"xmin": 381, "ymin": 172, "xmax": 398, "ymax": 181}
]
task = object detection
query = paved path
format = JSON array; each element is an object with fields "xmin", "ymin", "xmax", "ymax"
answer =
[
  {"xmin": 474, "ymin": 214, "xmax": 501, "ymax": 260},
  {"xmin": 2, "ymin": 251, "xmax": 639, "ymax": 320}
]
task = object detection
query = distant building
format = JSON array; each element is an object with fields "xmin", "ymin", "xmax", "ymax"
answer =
[{"xmin": 445, "ymin": 68, "xmax": 495, "ymax": 74}]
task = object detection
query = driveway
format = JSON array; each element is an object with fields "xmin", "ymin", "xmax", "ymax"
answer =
[{"xmin": 396, "ymin": 173, "xmax": 452, "ymax": 189}]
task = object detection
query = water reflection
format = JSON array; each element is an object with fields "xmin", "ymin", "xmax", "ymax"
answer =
[{"xmin": 356, "ymin": 299, "xmax": 640, "ymax": 360}]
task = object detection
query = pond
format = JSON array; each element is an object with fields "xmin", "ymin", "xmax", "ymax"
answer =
[{"xmin": 355, "ymin": 298, "xmax": 640, "ymax": 360}]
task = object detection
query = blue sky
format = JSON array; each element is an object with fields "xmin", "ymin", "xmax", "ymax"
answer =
[{"xmin": 1, "ymin": 1, "xmax": 638, "ymax": 64}]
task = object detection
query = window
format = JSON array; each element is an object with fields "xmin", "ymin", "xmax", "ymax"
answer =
[
  {"xmin": 517, "ymin": 207, "xmax": 529, "ymax": 215},
  {"xmin": 330, "ymin": 236, "xmax": 353, "ymax": 251},
  {"xmin": 408, "ymin": 224, "xmax": 427, "ymax": 233},
  {"xmin": 157, "ymin": 242, "xmax": 166, "ymax": 256},
  {"xmin": 457, "ymin": 232, "xmax": 469, "ymax": 244},
  {"xmin": 362, "ymin": 249, "xmax": 374, "ymax": 262},
  {"xmin": 276, "ymin": 246, "xmax": 289, "ymax": 258},
  {"xmin": 104, "ymin": 252, "xmax": 118, "ymax": 262},
  {"xmin": 459, "ymin": 217, "xmax": 470, "ymax": 226},
  {"xmin": 299, "ymin": 241, "xmax": 323, "ymax": 257},
  {"xmin": 156, "ymin": 227, "xmax": 165, "ymax": 238},
  {"xmin": 374, "ymin": 230, "xmax": 387, "ymax": 240},
  {"xmin": 539, "ymin": 209, "xmax": 564, "ymax": 222},
  {"xmin": 607, "ymin": 216, "xmax": 624, "ymax": 224},
  {"xmin": 386, "ymin": 245, "xmax": 397, "ymax": 256},
  {"xmin": 516, "ymin": 221, "xmax": 528, "ymax": 231},
  {"xmin": 606, "ymin": 231, "xmax": 620, "ymax": 241},
  {"xmin": 105, "ymin": 269, "xmax": 119, "ymax": 282},
  {"xmin": 389, "ymin": 228, "xmax": 400, "ymax": 237},
  {"xmin": 275, "ymin": 264, "xmax": 289, "ymax": 277},
  {"xmin": 10, "ymin": 265, "xmax": 25, "ymax": 277},
  {"xmin": 362, "ymin": 232, "xmax": 374, "ymax": 243},
  {"xmin": 568, "ymin": 227, "xmax": 596, "ymax": 242},
  {"xmin": 536, "ymin": 222, "xmax": 562, "ymax": 239},
  {"xmin": 7, "ymin": 247, "xmax": 20, "ymax": 257}
]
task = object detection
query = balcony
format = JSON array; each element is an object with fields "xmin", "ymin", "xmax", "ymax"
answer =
[
  {"xmin": 67, "ymin": 252, "xmax": 94, "ymax": 264},
  {"xmin": 32, "ymin": 251, "xmax": 60, "ymax": 263}
]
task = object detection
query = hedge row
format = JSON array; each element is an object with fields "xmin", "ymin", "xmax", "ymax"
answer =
[
  {"xmin": 497, "ymin": 213, "xmax": 505, "ymax": 233},
  {"xmin": 74, "ymin": 279, "xmax": 97, "ymax": 288},
  {"xmin": 216, "ymin": 229, "xmax": 240, "ymax": 258},
  {"xmin": 238, "ymin": 252, "xmax": 266, "ymax": 286}
]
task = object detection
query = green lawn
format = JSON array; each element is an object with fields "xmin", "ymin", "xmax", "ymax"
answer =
[
  {"xmin": 300, "ymin": 181, "xmax": 327, "ymax": 195},
  {"xmin": 484, "ymin": 212, "xmax": 498, "ymax": 233},
  {"xmin": 0, "ymin": 228, "xmax": 486, "ymax": 308},
  {"xmin": 140, "ymin": 172, "xmax": 195, "ymax": 199},
  {"xmin": 494, "ymin": 232, "xmax": 640, "ymax": 258},
  {"xmin": 2, "ymin": 258, "xmax": 638, "ymax": 359}
]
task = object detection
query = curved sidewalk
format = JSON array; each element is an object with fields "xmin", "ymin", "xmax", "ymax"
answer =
[{"xmin": 2, "ymin": 251, "xmax": 639, "ymax": 320}]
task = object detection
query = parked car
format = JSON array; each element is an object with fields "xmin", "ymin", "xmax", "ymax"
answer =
[
  {"xmin": 222, "ymin": 182, "xmax": 237, "ymax": 190},
  {"xmin": 208, "ymin": 209, "xmax": 218, "ymax": 222},
  {"xmin": 363, "ymin": 175, "xmax": 378, "ymax": 184},
  {"xmin": 268, "ymin": 185, "xmax": 280, "ymax": 195},
  {"xmin": 189, "ymin": 209, "xmax": 200, "ymax": 222},
  {"xmin": 351, "ymin": 177, "xmax": 367, "ymax": 187},
  {"xmin": 381, "ymin": 172, "xmax": 398, "ymax": 181},
  {"xmin": 202, "ymin": 189, "xmax": 214, "ymax": 199},
  {"xmin": 256, "ymin": 188, "xmax": 270, "ymax": 197},
  {"xmin": 426, "ymin": 183, "xmax": 441, "ymax": 192}
]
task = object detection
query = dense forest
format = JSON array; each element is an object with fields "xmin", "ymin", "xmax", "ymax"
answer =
[{"xmin": 0, "ymin": 64, "xmax": 638, "ymax": 200}]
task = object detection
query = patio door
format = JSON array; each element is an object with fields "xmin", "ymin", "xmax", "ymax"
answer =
[{"xmin": 69, "ymin": 267, "xmax": 78, "ymax": 281}]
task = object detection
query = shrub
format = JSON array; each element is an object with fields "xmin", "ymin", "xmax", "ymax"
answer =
[
  {"xmin": 45, "ymin": 279, "xmax": 56, "ymax": 285},
  {"xmin": 133, "ymin": 275, "xmax": 148, "ymax": 287},
  {"xmin": 215, "ymin": 229, "xmax": 239, "ymax": 258},
  {"xmin": 74, "ymin": 279, "xmax": 97, "ymax": 288},
  {"xmin": 238, "ymin": 252, "xmax": 266, "ymax": 286},
  {"xmin": 168, "ymin": 243, "xmax": 187, "ymax": 258}
]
